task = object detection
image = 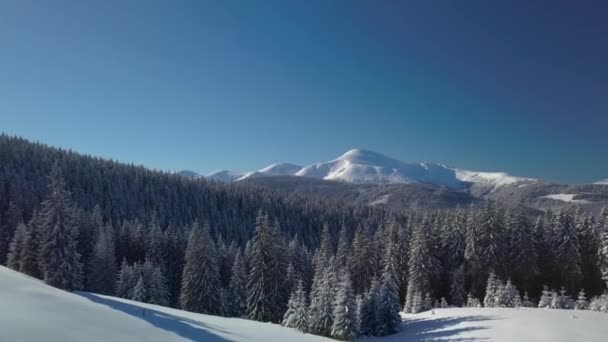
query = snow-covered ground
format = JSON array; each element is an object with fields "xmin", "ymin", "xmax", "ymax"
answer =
[
  {"xmin": 542, "ymin": 193, "xmax": 590, "ymax": 204},
  {"xmin": 3, "ymin": 266, "xmax": 607, "ymax": 342},
  {"xmin": 0, "ymin": 266, "xmax": 332, "ymax": 342},
  {"xmin": 394, "ymin": 307, "xmax": 608, "ymax": 342}
]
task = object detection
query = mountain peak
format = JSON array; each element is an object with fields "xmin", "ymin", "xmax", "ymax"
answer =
[{"xmin": 336, "ymin": 148, "xmax": 401, "ymax": 166}]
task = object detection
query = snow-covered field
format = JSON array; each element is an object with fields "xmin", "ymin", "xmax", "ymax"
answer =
[
  {"xmin": 2, "ymin": 266, "xmax": 607, "ymax": 342},
  {"xmin": 0, "ymin": 266, "xmax": 332, "ymax": 342},
  {"xmin": 395, "ymin": 307, "xmax": 608, "ymax": 342}
]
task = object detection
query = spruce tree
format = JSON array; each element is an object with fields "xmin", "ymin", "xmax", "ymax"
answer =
[
  {"xmin": 359, "ymin": 278, "xmax": 380, "ymax": 335},
  {"xmin": 598, "ymin": 209, "xmax": 608, "ymax": 288},
  {"xmin": 483, "ymin": 272, "xmax": 499, "ymax": 308},
  {"xmin": 227, "ymin": 251, "xmax": 247, "ymax": 317},
  {"xmin": 331, "ymin": 273, "xmax": 359, "ymax": 341},
  {"xmin": 405, "ymin": 220, "xmax": 440, "ymax": 313},
  {"xmin": 375, "ymin": 245, "xmax": 401, "ymax": 336},
  {"xmin": 6, "ymin": 222, "xmax": 27, "ymax": 270},
  {"xmin": 309, "ymin": 257, "xmax": 337, "ymax": 337},
  {"xmin": 507, "ymin": 204, "xmax": 538, "ymax": 290},
  {"xmin": 180, "ymin": 221, "xmax": 222, "ymax": 315},
  {"xmin": 87, "ymin": 222, "xmax": 117, "ymax": 295},
  {"xmin": 552, "ymin": 208, "xmax": 582, "ymax": 292},
  {"xmin": 20, "ymin": 211, "xmax": 42, "ymax": 278},
  {"xmin": 38, "ymin": 162, "xmax": 83, "ymax": 291},
  {"xmin": 291, "ymin": 281, "xmax": 310, "ymax": 333}
]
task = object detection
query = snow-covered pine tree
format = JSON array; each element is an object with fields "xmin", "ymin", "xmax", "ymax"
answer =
[
  {"xmin": 522, "ymin": 291, "xmax": 534, "ymax": 307},
  {"xmin": 309, "ymin": 257, "xmax": 337, "ymax": 337},
  {"xmin": 483, "ymin": 272, "xmax": 499, "ymax": 308},
  {"xmin": 38, "ymin": 162, "xmax": 83, "ymax": 291},
  {"xmin": 87, "ymin": 222, "xmax": 117, "ymax": 295},
  {"xmin": 450, "ymin": 264, "xmax": 466, "ymax": 307},
  {"xmin": 6, "ymin": 222, "xmax": 27, "ymax": 270},
  {"xmin": 348, "ymin": 224, "xmax": 373, "ymax": 294},
  {"xmin": 405, "ymin": 220, "xmax": 440, "ymax": 313},
  {"xmin": 411, "ymin": 292, "xmax": 424, "ymax": 313},
  {"xmin": 291, "ymin": 281, "xmax": 310, "ymax": 333},
  {"xmin": 358, "ymin": 278, "xmax": 379, "ymax": 336},
  {"xmin": 143, "ymin": 260, "xmax": 169, "ymax": 306},
  {"xmin": 599, "ymin": 208, "xmax": 608, "ymax": 288},
  {"xmin": 336, "ymin": 224, "xmax": 349, "ymax": 270},
  {"xmin": 145, "ymin": 216, "xmax": 166, "ymax": 270},
  {"xmin": 502, "ymin": 279, "xmax": 520, "ymax": 308},
  {"xmin": 163, "ymin": 223, "xmax": 186, "ymax": 308},
  {"xmin": 180, "ymin": 220, "xmax": 222, "ymax": 315},
  {"xmin": 131, "ymin": 274, "xmax": 147, "ymax": 303},
  {"xmin": 115, "ymin": 259, "xmax": 135, "ymax": 298},
  {"xmin": 331, "ymin": 273, "xmax": 358, "ymax": 341},
  {"xmin": 478, "ymin": 202, "xmax": 507, "ymax": 278},
  {"xmin": 227, "ymin": 251, "xmax": 247, "ymax": 317},
  {"xmin": 374, "ymin": 244, "xmax": 401, "ymax": 337},
  {"xmin": 423, "ymin": 293, "xmax": 433, "ymax": 311},
  {"xmin": 552, "ymin": 208, "xmax": 582, "ymax": 293},
  {"xmin": 575, "ymin": 289, "xmax": 589, "ymax": 310},
  {"xmin": 507, "ymin": 203, "xmax": 538, "ymax": 291},
  {"xmin": 20, "ymin": 210, "xmax": 42, "ymax": 278},
  {"xmin": 247, "ymin": 212, "xmax": 285, "ymax": 323},
  {"xmin": 538, "ymin": 286, "xmax": 552, "ymax": 308},
  {"xmin": 441, "ymin": 297, "xmax": 448, "ymax": 308}
]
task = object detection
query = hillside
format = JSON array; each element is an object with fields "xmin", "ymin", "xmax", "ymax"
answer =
[
  {"xmin": 3, "ymin": 266, "xmax": 608, "ymax": 342},
  {"xmin": 0, "ymin": 266, "xmax": 333, "ymax": 342}
]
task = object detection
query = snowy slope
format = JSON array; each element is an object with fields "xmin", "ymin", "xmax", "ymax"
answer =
[
  {"xmin": 195, "ymin": 149, "xmax": 534, "ymax": 189},
  {"xmin": 3, "ymin": 267, "xmax": 607, "ymax": 342},
  {"xmin": 594, "ymin": 179, "xmax": 608, "ymax": 185},
  {"xmin": 295, "ymin": 149, "xmax": 465, "ymax": 188},
  {"xmin": 0, "ymin": 266, "xmax": 332, "ymax": 342},
  {"xmin": 237, "ymin": 163, "xmax": 302, "ymax": 181},
  {"xmin": 393, "ymin": 307, "xmax": 608, "ymax": 342},
  {"xmin": 454, "ymin": 169, "xmax": 535, "ymax": 187},
  {"xmin": 541, "ymin": 193, "xmax": 590, "ymax": 204},
  {"xmin": 176, "ymin": 170, "xmax": 203, "ymax": 179},
  {"xmin": 206, "ymin": 170, "xmax": 246, "ymax": 183}
]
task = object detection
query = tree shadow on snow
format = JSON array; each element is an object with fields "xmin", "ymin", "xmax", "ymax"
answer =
[
  {"xmin": 77, "ymin": 292, "xmax": 235, "ymax": 342},
  {"xmin": 371, "ymin": 315, "xmax": 497, "ymax": 342}
]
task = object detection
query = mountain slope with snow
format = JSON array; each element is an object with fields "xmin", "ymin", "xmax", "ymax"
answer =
[
  {"xmin": 3, "ymin": 266, "xmax": 607, "ymax": 342},
  {"xmin": 594, "ymin": 179, "xmax": 608, "ymax": 185},
  {"xmin": 206, "ymin": 170, "xmax": 245, "ymax": 183},
  {"xmin": 0, "ymin": 266, "xmax": 333, "ymax": 342},
  {"xmin": 192, "ymin": 148, "xmax": 536, "ymax": 190}
]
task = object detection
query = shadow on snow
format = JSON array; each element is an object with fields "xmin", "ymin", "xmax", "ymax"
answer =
[
  {"xmin": 77, "ymin": 292, "xmax": 235, "ymax": 342},
  {"xmin": 365, "ymin": 315, "xmax": 497, "ymax": 342}
]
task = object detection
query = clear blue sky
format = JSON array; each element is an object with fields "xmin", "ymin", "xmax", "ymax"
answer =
[{"xmin": 1, "ymin": 1, "xmax": 607, "ymax": 183}]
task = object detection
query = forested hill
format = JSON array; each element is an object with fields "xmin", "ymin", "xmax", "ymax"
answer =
[{"xmin": 0, "ymin": 134, "xmax": 388, "ymax": 251}]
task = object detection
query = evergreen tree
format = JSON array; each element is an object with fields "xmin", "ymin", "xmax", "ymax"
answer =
[
  {"xmin": 247, "ymin": 212, "xmax": 285, "ymax": 323},
  {"xmin": 20, "ymin": 211, "xmax": 42, "ymax": 278},
  {"xmin": 375, "ymin": 243, "xmax": 401, "ymax": 336},
  {"xmin": 87, "ymin": 222, "xmax": 117, "ymax": 295},
  {"xmin": 180, "ymin": 221, "xmax": 222, "ymax": 315},
  {"xmin": 483, "ymin": 272, "xmax": 499, "ymax": 308},
  {"xmin": 598, "ymin": 209, "xmax": 608, "ymax": 288},
  {"xmin": 38, "ymin": 162, "xmax": 83, "ymax": 291},
  {"xmin": 163, "ymin": 223, "xmax": 185, "ymax": 308},
  {"xmin": 131, "ymin": 275, "xmax": 147, "ymax": 303},
  {"xmin": 450, "ymin": 265, "xmax": 466, "ymax": 307},
  {"xmin": 359, "ymin": 278, "xmax": 380, "ymax": 335},
  {"xmin": 538, "ymin": 286, "xmax": 552, "ymax": 308},
  {"xmin": 227, "ymin": 251, "xmax": 247, "ymax": 317},
  {"xmin": 507, "ymin": 204, "xmax": 538, "ymax": 290},
  {"xmin": 348, "ymin": 224, "xmax": 373, "ymax": 294},
  {"xmin": 283, "ymin": 281, "xmax": 309, "ymax": 333},
  {"xmin": 309, "ymin": 257, "xmax": 337, "ymax": 337},
  {"xmin": 331, "ymin": 273, "xmax": 359, "ymax": 341},
  {"xmin": 575, "ymin": 289, "xmax": 589, "ymax": 310},
  {"xmin": 6, "ymin": 222, "xmax": 27, "ymax": 270},
  {"xmin": 405, "ymin": 220, "xmax": 440, "ymax": 313},
  {"xmin": 552, "ymin": 208, "xmax": 582, "ymax": 292}
]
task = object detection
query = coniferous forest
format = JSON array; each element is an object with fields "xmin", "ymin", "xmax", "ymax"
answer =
[{"xmin": 2, "ymin": 134, "xmax": 608, "ymax": 340}]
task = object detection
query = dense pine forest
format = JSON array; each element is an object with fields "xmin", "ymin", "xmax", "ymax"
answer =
[{"xmin": 1, "ymin": 134, "xmax": 608, "ymax": 340}]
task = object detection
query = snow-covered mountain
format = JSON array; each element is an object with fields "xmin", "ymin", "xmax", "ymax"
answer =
[
  {"xmin": 175, "ymin": 170, "xmax": 203, "ymax": 179},
  {"xmin": 295, "ymin": 149, "xmax": 465, "ymax": 187},
  {"xmin": 206, "ymin": 170, "xmax": 245, "ymax": 183},
  {"xmin": 236, "ymin": 163, "xmax": 302, "ymax": 181},
  {"xmin": 594, "ymin": 179, "xmax": 608, "ymax": 185},
  {"xmin": 189, "ymin": 148, "xmax": 536, "ymax": 190}
]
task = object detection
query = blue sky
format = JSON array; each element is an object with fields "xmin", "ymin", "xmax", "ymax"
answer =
[{"xmin": 1, "ymin": 1, "xmax": 607, "ymax": 183}]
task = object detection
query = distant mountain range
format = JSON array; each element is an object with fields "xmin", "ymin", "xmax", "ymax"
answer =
[{"xmin": 177, "ymin": 148, "xmax": 607, "ymax": 212}]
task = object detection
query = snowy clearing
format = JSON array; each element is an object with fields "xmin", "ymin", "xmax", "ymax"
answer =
[
  {"xmin": 542, "ymin": 193, "xmax": 590, "ymax": 203},
  {"xmin": 393, "ymin": 307, "xmax": 608, "ymax": 342}
]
